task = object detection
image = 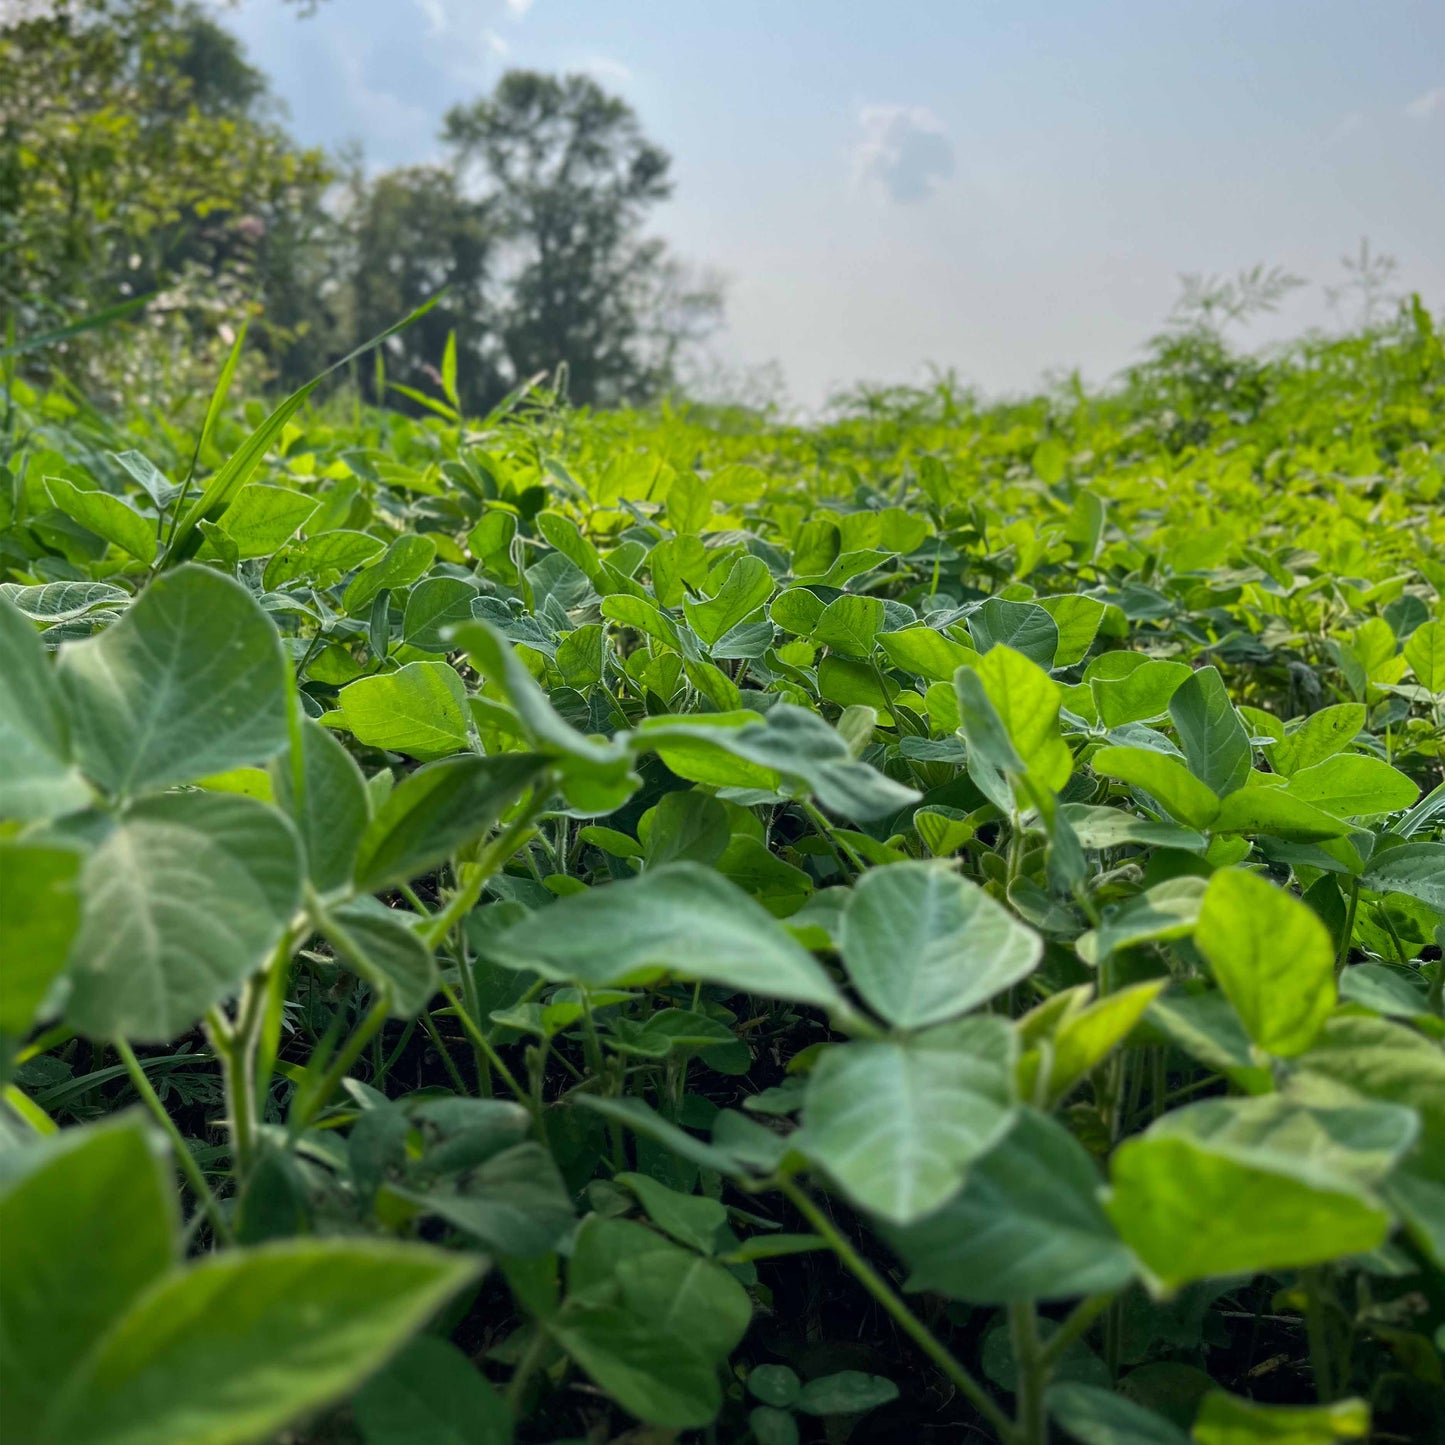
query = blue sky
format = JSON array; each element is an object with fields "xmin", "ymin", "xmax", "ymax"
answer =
[{"xmin": 222, "ymin": 0, "xmax": 1445, "ymax": 405}]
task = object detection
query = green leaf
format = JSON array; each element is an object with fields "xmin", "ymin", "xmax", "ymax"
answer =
[
  {"xmin": 1091, "ymin": 661, "xmax": 1192, "ymax": 728},
  {"xmin": 1104, "ymin": 1134, "xmax": 1390, "ymax": 1293},
  {"xmin": 1359, "ymin": 842, "xmax": 1445, "ymax": 911},
  {"xmin": 617, "ymin": 1172, "xmax": 731, "ymax": 1254},
  {"xmin": 58, "ymin": 565, "xmax": 290, "ymax": 796},
  {"xmin": 211, "ymin": 484, "xmax": 317, "ymax": 559},
  {"xmin": 1168, "ymin": 667, "xmax": 1251, "ymax": 796},
  {"xmin": 327, "ymin": 898, "xmax": 436, "ymax": 1017},
  {"xmin": 263, "ymin": 530, "xmax": 385, "ymax": 590},
  {"xmin": 795, "ymin": 1371, "xmax": 900, "ymax": 1416},
  {"xmin": 956, "ymin": 646, "xmax": 1072, "ymax": 793},
  {"xmin": 0, "ymin": 1118, "xmax": 175, "ymax": 1435},
  {"xmin": 1042, "ymin": 595, "xmax": 1107, "ymax": 666},
  {"xmin": 167, "ymin": 295, "xmax": 442, "ymax": 559},
  {"xmin": 45, "ymin": 477, "xmax": 157, "ymax": 564},
  {"xmin": 1046, "ymin": 1383, "xmax": 1192, "ymax": 1445},
  {"xmin": 393, "ymin": 1142, "xmax": 573, "ymax": 1256},
  {"xmin": 338, "ymin": 662, "xmax": 471, "ymax": 760},
  {"xmin": 839, "ymin": 861, "xmax": 1041, "ymax": 1028},
  {"xmin": 0, "ymin": 842, "xmax": 82, "ymax": 1035},
  {"xmin": 40, "ymin": 1239, "xmax": 480, "ymax": 1445},
  {"xmin": 878, "ymin": 625, "xmax": 979, "ymax": 680},
  {"xmin": 1145, "ymin": 1096, "xmax": 1418, "ymax": 1191},
  {"xmin": 1403, "ymin": 619, "xmax": 1445, "ymax": 692},
  {"xmin": 65, "ymin": 792, "xmax": 302, "ymax": 1043},
  {"xmin": 885, "ymin": 1108, "xmax": 1133, "ymax": 1303},
  {"xmin": 1266, "ymin": 705, "xmax": 1365, "ymax": 777},
  {"xmin": 269, "ymin": 716, "xmax": 370, "ymax": 894},
  {"xmin": 353, "ymin": 1336, "xmax": 513, "ymax": 1445},
  {"xmin": 490, "ymin": 862, "xmax": 845, "ymax": 1011},
  {"xmin": 812, "ymin": 594, "xmax": 885, "ymax": 658},
  {"xmin": 354, "ymin": 752, "xmax": 544, "ymax": 893},
  {"xmin": 403, "ymin": 577, "xmax": 479, "ymax": 653},
  {"xmin": 683, "ymin": 554, "xmax": 774, "ymax": 647},
  {"xmin": 1090, "ymin": 747, "xmax": 1220, "ymax": 831},
  {"xmin": 1285, "ymin": 756, "xmax": 1419, "ymax": 818},
  {"xmin": 345, "ymin": 533, "xmax": 438, "ymax": 616},
  {"xmin": 1212, "ymin": 786, "xmax": 1354, "ymax": 842},
  {"xmin": 968, "ymin": 598, "xmax": 1059, "ymax": 668},
  {"xmin": 799, "ymin": 1018, "xmax": 1016, "ymax": 1223},
  {"xmin": 0, "ymin": 596, "xmax": 92, "ymax": 820},
  {"xmin": 1194, "ymin": 869, "xmax": 1335, "ymax": 1059},
  {"xmin": 1192, "ymin": 1391, "xmax": 1369, "ymax": 1445}
]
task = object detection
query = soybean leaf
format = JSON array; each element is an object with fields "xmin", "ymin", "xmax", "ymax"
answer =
[
  {"xmin": 1267, "ymin": 704, "xmax": 1366, "ymax": 777},
  {"xmin": 0, "ymin": 596, "xmax": 92, "ymax": 820},
  {"xmin": 489, "ymin": 863, "xmax": 845, "ymax": 1012},
  {"xmin": 353, "ymin": 752, "xmax": 545, "ymax": 893},
  {"xmin": 1046, "ymin": 1384, "xmax": 1192, "ymax": 1445},
  {"xmin": 1192, "ymin": 1392, "xmax": 1369, "ymax": 1445},
  {"xmin": 268, "ymin": 716, "xmax": 370, "ymax": 894},
  {"xmin": 838, "ymin": 861, "xmax": 1041, "ymax": 1028},
  {"xmin": 1090, "ymin": 747, "xmax": 1220, "ymax": 831},
  {"xmin": 1193, "ymin": 869, "xmax": 1335, "ymax": 1059},
  {"xmin": 353, "ymin": 1336, "xmax": 513, "ymax": 1445},
  {"xmin": 967, "ymin": 597, "xmax": 1059, "ymax": 668},
  {"xmin": 799, "ymin": 1017, "xmax": 1015, "ymax": 1224},
  {"xmin": 0, "ymin": 842, "xmax": 82, "ymax": 1036},
  {"xmin": 1286, "ymin": 755, "xmax": 1419, "ymax": 817},
  {"xmin": 1359, "ymin": 842, "xmax": 1445, "ymax": 911},
  {"xmin": 885, "ymin": 1109, "xmax": 1134, "ymax": 1303},
  {"xmin": 0, "ymin": 1118, "xmax": 175, "ymax": 1434},
  {"xmin": 65, "ymin": 792, "xmax": 302, "ymax": 1043},
  {"xmin": 45, "ymin": 477, "xmax": 157, "ymax": 565},
  {"xmin": 39, "ymin": 1240, "xmax": 480, "ymax": 1445},
  {"xmin": 338, "ymin": 662, "xmax": 471, "ymax": 761},
  {"xmin": 1169, "ymin": 667, "xmax": 1251, "ymax": 797},
  {"xmin": 1104, "ymin": 1134, "xmax": 1390, "ymax": 1293},
  {"xmin": 58, "ymin": 565, "xmax": 290, "ymax": 796},
  {"xmin": 683, "ymin": 555, "xmax": 774, "ymax": 647}
]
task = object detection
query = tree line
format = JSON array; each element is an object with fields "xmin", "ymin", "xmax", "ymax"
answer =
[{"xmin": 0, "ymin": 0, "xmax": 724, "ymax": 412}]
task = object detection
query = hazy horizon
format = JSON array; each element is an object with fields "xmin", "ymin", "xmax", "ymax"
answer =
[{"xmin": 220, "ymin": 0, "xmax": 1445, "ymax": 406}]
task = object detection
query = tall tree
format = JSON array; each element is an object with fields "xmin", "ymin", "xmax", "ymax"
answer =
[{"xmin": 442, "ymin": 71, "xmax": 720, "ymax": 407}]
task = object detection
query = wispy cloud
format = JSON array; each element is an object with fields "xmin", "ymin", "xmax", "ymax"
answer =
[
  {"xmin": 504, "ymin": 0, "xmax": 535, "ymax": 16},
  {"xmin": 408, "ymin": 0, "xmax": 508, "ymax": 85},
  {"xmin": 581, "ymin": 56, "xmax": 632, "ymax": 86},
  {"xmin": 853, "ymin": 105, "xmax": 955, "ymax": 204},
  {"xmin": 1404, "ymin": 86, "xmax": 1444, "ymax": 120},
  {"xmin": 1325, "ymin": 110, "xmax": 1364, "ymax": 145}
]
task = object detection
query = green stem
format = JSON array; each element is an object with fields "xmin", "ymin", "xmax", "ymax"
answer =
[
  {"xmin": 441, "ymin": 984, "xmax": 531, "ymax": 1108},
  {"xmin": 207, "ymin": 1005, "xmax": 257, "ymax": 1178},
  {"xmin": 778, "ymin": 1177, "xmax": 1015, "ymax": 1441},
  {"xmin": 420, "ymin": 1008, "xmax": 473, "ymax": 1096},
  {"xmin": 1335, "ymin": 879, "xmax": 1360, "ymax": 976},
  {"xmin": 289, "ymin": 996, "xmax": 391, "ymax": 1138},
  {"xmin": 1303, "ymin": 1268, "xmax": 1335, "ymax": 1403},
  {"xmin": 1009, "ymin": 1302, "xmax": 1046, "ymax": 1445},
  {"xmin": 802, "ymin": 800, "xmax": 867, "ymax": 878},
  {"xmin": 116, "ymin": 1040, "xmax": 232, "ymax": 1244},
  {"xmin": 1037, "ymin": 1293, "xmax": 1115, "ymax": 1371},
  {"xmin": 505, "ymin": 1325, "xmax": 555, "ymax": 1415}
]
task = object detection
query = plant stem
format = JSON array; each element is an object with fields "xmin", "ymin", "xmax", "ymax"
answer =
[
  {"xmin": 116, "ymin": 1039, "xmax": 232, "ymax": 1244},
  {"xmin": 777, "ymin": 1177, "xmax": 1015, "ymax": 1441},
  {"xmin": 441, "ymin": 984, "xmax": 531, "ymax": 1109},
  {"xmin": 1336, "ymin": 879, "xmax": 1360, "ymax": 976},
  {"xmin": 1303, "ymin": 1268, "xmax": 1335, "ymax": 1403},
  {"xmin": 505, "ymin": 1325, "xmax": 555, "ymax": 1414},
  {"xmin": 1038, "ymin": 1293, "xmax": 1115, "ymax": 1371},
  {"xmin": 207, "ymin": 1005, "xmax": 257, "ymax": 1178},
  {"xmin": 1008, "ymin": 1301, "xmax": 1046, "ymax": 1445},
  {"xmin": 289, "ymin": 995, "xmax": 391, "ymax": 1137}
]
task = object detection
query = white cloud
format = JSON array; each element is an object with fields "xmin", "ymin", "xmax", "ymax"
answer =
[
  {"xmin": 853, "ymin": 105, "xmax": 955, "ymax": 204},
  {"xmin": 407, "ymin": 1, "xmax": 508, "ymax": 84},
  {"xmin": 504, "ymin": 0, "xmax": 534, "ymax": 16},
  {"xmin": 582, "ymin": 56, "xmax": 632, "ymax": 85},
  {"xmin": 1404, "ymin": 86, "xmax": 1444, "ymax": 120}
]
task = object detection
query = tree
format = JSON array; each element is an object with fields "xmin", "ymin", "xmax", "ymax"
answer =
[
  {"xmin": 442, "ymin": 71, "xmax": 721, "ymax": 407},
  {"xmin": 339, "ymin": 164, "xmax": 500, "ymax": 411},
  {"xmin": 0, "ymin": 0, "xmax": 332, "ymax": 395}
]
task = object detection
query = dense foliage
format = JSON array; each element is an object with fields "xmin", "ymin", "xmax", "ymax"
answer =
[
  {"xmin": 1, "ymin": 0, "xmax": 720, "ymax": 410},
  {"xmin": 1, "ymin": 305, "xmax": 1443, "ymax": 1445}
]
